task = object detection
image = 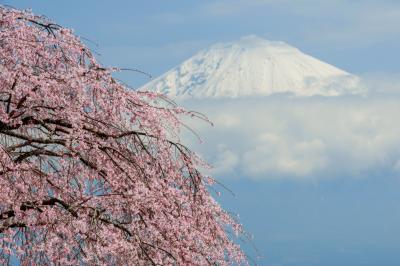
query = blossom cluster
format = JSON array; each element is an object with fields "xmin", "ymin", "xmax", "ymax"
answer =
[{"xmin": 0, "ymin": 7, "xmax": 245, "ymax": 265}]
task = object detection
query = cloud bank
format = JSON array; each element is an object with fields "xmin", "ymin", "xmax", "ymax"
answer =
[{"xmin": 180, "ymin": 93, "xmax": 400, "ymax": 180}]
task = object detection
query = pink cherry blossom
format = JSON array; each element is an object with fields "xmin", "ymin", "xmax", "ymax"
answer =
[{"xmin": 0, "ymin": 6, "xmax": 246, "ymax": 265}]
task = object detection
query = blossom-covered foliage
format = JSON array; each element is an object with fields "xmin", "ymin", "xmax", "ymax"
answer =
[{"xmin": 0, "ymin": 7, "xmax": 245, "ymax": 265}]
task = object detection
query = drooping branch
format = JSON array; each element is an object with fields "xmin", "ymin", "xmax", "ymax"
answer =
[{"xmin": 0, "ymin": 6, "xmax": 245, "ymax": 266}]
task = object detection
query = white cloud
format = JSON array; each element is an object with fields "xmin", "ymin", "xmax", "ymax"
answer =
[
  {"xmin": 213, "ymin": 145, "xmax": 240, "ymax": 175},
  {"xmin": 243, "ymin": 134, "xmax": 327, "ymax": 177},
  {"xmin": 180, "ymin": 94, "xmax": 400, "ymax": 180},
  {"xmin": 213, "ymin": 113, "xmax": 241, "ymax": 127}
]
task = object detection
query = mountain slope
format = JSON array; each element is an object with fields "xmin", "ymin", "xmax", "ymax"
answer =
[{"xmin": 142, "ymin": 36, "xmax": 364, "ymax": 99}]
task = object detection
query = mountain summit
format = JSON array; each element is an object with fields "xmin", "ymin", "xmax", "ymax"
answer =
[{"xmin": 143, "ymin": 35, "xmax": 364, "ymax": 99}]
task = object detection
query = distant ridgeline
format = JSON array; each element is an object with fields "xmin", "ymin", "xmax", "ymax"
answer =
[{"xmin": 142, "ymin": 35, "xmax": 365, "ymax": 99}]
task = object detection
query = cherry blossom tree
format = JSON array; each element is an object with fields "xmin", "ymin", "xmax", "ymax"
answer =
[{"xmin": 0, "ymin": 7, "xmax": 245, "ymax": 265}]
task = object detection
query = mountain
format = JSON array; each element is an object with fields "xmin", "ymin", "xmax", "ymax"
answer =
[{"xmin": 142, "ymin": 35, "xmax": 364, "ymax": 99}]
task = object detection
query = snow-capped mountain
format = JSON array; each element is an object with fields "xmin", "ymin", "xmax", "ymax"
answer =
[{"xmin": 142, "ymin": 35, "xmax": 364, "ymax": 99}]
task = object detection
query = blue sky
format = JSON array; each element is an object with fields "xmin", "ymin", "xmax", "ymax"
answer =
[
  {"xmin": 4, "ymin": 1, "xmax": 400, "ymax": 265},
  {"xmin": 5, "ymin": 0, "xmax": 400, "ymax": 86}
]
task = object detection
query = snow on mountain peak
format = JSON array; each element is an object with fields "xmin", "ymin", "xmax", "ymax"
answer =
[
  {"xmin": 142, "ymin": 35, "xmax": 364, "ymax": 99},
  {"xmin": 219, "ymin": 35, "xmax": 295, "ymax": 51}
]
